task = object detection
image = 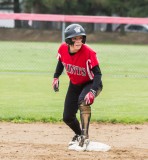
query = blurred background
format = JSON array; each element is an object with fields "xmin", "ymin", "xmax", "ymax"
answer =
[
  {"xmin": 0, "ymin": 0, "xmax": 147, "ymax": 123},
  {"xmin": 0, "ymin": 0, "xmax": 148, "ymax": 42}
]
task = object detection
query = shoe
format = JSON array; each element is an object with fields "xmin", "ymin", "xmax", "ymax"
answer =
[
  {"xmin": 75, "ymin": 135, "xmax": 90, "ymax": 151},
  {"xmin": 68, "ymin": 134, "xmax": 81, "ymax": 150},
  {"xmin": 68, "ymin": 134, "xmax": 80, "ymax": 146}
]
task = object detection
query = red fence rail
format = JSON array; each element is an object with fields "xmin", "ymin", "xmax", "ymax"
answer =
[{"xmin": 0, "ymin": 13, "xmax": 148, "ymax": 24}]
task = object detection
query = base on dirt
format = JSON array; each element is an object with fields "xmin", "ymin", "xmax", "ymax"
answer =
[{"xmin": 68, "ymin": 141, "xmax": 111, "ymax": 152}]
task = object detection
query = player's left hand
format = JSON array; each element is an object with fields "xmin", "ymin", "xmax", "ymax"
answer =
[{"xmin": 84, "ymin": 89, "xmax": 96, "ymax": 105}]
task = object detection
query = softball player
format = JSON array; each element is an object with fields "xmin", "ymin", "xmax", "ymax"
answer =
[{"xmin": 52, "ymin": 24, "xmax": 103, "ymax": 151}]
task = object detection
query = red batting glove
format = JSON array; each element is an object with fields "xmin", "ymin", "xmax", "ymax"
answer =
[
  {"xmin": 84, "ymin": 89, "xmax": 96, "ymax": 105},
  {"xmin": 52, "ymin": 78, "xmax": 59, "ymax": 92}
]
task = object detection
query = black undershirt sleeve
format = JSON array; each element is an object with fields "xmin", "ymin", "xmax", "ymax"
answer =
[
  {"xmin": 53, "ymin": 60, "xmax": 64, "ymax": 78},
  {"xmin": 91, "ymin": 65, "xmax": 102, "ymax": 91}
]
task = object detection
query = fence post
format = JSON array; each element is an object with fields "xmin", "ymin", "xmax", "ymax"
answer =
[{"xmin": 62, "ymin": 22, "xmax": 66, "ymax": 42}]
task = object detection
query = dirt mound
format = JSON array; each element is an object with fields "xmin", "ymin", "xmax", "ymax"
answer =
[{"xmin": 0, "ymin": 28, "xmax": 148, "ymax": 44}]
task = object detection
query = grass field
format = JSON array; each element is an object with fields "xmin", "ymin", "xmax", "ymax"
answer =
[{"xmin": 0, "ymin": 41, "xmax": 148, "ymax": 123}]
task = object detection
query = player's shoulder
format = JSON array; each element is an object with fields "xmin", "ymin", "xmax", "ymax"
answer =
[
  {"xmin": 58, "ymin": 42, "xmax": 68, "ymax": 55},
  {"xmin": 59, "ymin": 42, "xmax": 68, "ymax": 49}
]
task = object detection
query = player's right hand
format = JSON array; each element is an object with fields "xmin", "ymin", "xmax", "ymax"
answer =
[
  {"xmin": 84, "ymin": 89, "xmax": 96, "ymax": 105},
  {"xmin": 52, "ymin": 78, "xmax": 59, "ymax": 92}
]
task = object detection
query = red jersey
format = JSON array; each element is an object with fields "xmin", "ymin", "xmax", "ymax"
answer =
[{"xmin": 57, "ymin": 43, "xmax": 99, "ymax": 85}]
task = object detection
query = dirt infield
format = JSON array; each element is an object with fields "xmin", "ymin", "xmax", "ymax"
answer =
[{"xmin": 0, "ymin": 123, "xmax": 147, "ymax": 160}]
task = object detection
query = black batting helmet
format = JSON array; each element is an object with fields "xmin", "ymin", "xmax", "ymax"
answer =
[{"xmin": 64, "ymin": 24, "xmax": 86, "ymax": 45}]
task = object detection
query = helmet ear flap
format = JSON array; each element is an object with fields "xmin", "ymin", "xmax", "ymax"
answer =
[
  {"xmin": 82, "ymin": 36, "xmax": 86, "ymax": 44},
  {"xmin": 65, "ymin": 39, "xmax": 70, "ymax": 44},
  {"xmin": 65, "ymin": 38, "xmax": 74, "ymax": 45}
]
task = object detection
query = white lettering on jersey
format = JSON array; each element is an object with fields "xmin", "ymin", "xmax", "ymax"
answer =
[
  {"xmin": 86, "ymin": 59, "xmax": 93, "ymax": 80},
  {"xmin": 57, "ymin": 53, "xmax": 61, "ymax": 60},
  {"xmin": 62, "ymin": 62, "xmax": 86, "ymax": 76}
]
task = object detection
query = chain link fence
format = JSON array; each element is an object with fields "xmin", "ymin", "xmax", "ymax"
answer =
[
  {"xmin": 0, "ymin": 38, "xmax": 148, "ymax": 77},
  {"xmin": 0, "ymin": 16, "xmax": 148, "ymax": 122}
]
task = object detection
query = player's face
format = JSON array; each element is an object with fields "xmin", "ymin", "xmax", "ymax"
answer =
[{"xmin": 70, "ymin": 36, "xmax": 83, "ymax": 52}]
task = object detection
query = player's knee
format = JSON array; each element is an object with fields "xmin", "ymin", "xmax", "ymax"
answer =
[{"xmin": 78, "ymin": 101, "xmax": 91, "ymax": 114}]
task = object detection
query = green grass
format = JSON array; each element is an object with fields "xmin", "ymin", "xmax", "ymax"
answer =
[
  {"xmin": 0, "ymin": 42, "xmax": 148, "ymax": 76},
  {"xmin": 0, "ymin": 41, "xmax": 148, "ymax": 123}
]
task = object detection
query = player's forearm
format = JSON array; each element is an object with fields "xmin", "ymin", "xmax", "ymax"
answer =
[
  {"xmin": 53, "ymin": 60, "xmax": 64, "ymax": 78},
  {"xmin": 91, "ymin": 65, "xmax": 102, "ymax": 91}
]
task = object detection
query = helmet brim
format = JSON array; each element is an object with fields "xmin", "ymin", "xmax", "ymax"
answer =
[{"xmin": 65, "ymin": 33, "xmax": 86, "ymax": 39}]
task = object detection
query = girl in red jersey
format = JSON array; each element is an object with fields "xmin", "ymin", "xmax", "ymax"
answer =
[{"xmin": 52, "ymin": 24, "xmax": 103, "ymax": 151}]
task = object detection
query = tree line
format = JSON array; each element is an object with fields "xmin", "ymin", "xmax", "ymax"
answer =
[{"xmin": 0, "ymin": 0, "xmax": 148, "ymax": 32}]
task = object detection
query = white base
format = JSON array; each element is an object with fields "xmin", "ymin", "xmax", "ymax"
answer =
[
  {"xmin": 86, "ymin": 141, "xmax": 111, "ymax": 151},
  {"xmin": 68, "ymin": 141, "xmax": 111, "ymax": 152}
]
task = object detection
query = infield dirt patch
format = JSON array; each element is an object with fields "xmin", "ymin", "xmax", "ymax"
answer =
[{"xmin": 0, "ymin": 123, "xmax": 148, "ymax": 160}]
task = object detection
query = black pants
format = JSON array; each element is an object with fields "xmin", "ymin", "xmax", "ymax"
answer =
[{"xmin": 63, "ymin": 81, "xmax": 102, "ymax": 135}]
